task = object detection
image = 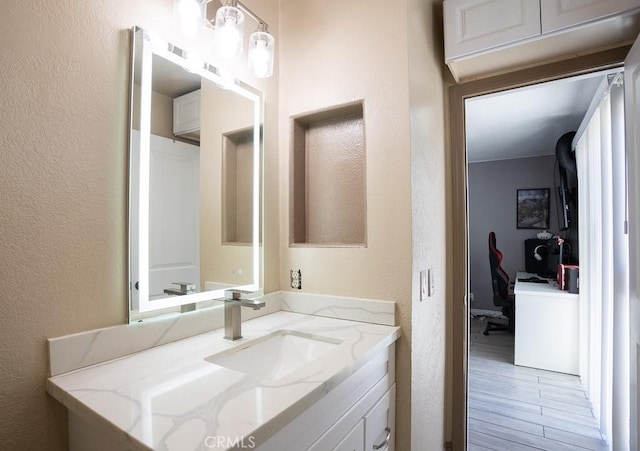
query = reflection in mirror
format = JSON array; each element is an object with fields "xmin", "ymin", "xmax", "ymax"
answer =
[{"xmin": 129, "ymin": 27, "xmax": 262, "ymax": 321}]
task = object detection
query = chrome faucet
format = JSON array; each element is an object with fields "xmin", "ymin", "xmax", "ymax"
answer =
[
  {"xmin": 220, "ymin": 290, "xmax": 265, "ymax": 340},
  {"xmin": 163, "ymin": 282, "xmax": 196, "ymax": 296}
]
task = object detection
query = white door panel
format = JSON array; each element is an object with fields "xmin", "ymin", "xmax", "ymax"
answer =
[{"xmin": 148, "ymin": 134, "xmax": 200, "ymax": 299}]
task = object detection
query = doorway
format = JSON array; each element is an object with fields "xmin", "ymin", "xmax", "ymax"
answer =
[
  {"xmin": 448, "ymin": 46, "xmax": 632, "ymax": 451},
  {"xmin": 465, "ymin": 67, "xmax": 628, "ymax": 449}
]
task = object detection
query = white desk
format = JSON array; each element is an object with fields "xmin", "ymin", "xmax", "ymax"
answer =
[{"xmin": 514, "ymin": 272, "xmax": 579, "ymax": 375}]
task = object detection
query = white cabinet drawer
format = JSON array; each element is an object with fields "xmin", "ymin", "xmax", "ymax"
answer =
[
  {"xmin": 335, "ymin": 420, "xmax": 365, "ymax": 451},
  {"xmin": 541, "ymin": 0, "xmax": 640, "ymax": 33},
  {"xmin": 259, "ymin": 344, "xmax": 395, "ymax": 451},
  {"xmin": 308, "ymin": 419, "xmax": 365, "ymax": 451},
  {"xmin": 307, "ymin": 383, "xmax": 396, "ymax": 451},
  {"xmin": 364, "ymin": 384, "xmax": 396, "ymax": 451},
  {"xmin": 307, "ymin": 412, "xmax": 363, "ymax": 451},
  {"xmin": 444, "ymin": 0, "xmax": 541, "ymax": 60}
]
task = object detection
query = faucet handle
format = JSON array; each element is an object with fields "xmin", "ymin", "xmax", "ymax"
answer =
[
  {"xmin": 224, "ymin": 289, "xmax": 253, "ymax": 299},
  {"xmin": 173, "ymin": 282, "xmax": 196, "ymax": 292},
  {"xmin": 164, "ymin": 282, "xmax": 197, "ymax": 296},
  {"xmin": 219, "ymin": 289, "xmax": 265, "ymax": 310}
]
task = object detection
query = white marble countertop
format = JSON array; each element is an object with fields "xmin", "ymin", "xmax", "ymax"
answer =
[{"xmin": 47, "ymin": 311, "xmax": 400, "ymax": 450}]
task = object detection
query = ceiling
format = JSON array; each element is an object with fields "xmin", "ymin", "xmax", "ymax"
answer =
[{"xmin": 465, "ymin": 71, "xmax": 613, "ymax": 164}]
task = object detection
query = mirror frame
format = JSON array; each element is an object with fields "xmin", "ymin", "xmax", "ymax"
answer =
[{"xmin": 128, "ymin": 26, "xmax": 263, "ymax": 316}]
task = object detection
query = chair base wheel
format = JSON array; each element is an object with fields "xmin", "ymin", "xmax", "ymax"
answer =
[{"xmin": 483, "ymin": 319, "xmax": 511, "ymax": 336}]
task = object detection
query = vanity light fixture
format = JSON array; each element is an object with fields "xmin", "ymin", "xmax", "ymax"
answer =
[{"xmin": 176, "ymin": 0, "xmax": 275, "ymax": 79}]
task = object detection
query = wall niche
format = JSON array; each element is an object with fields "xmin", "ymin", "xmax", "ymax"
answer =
[
  {"xmin": 222, "ymin": 127, "xmax": 255, "ymax": 245},
  {"xmin": 290, "ymin": 102, "xmax": 366, "ymax": 247}
]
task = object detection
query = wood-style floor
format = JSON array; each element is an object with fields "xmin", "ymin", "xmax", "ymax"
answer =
[{"xmin": 468, "ymin": 317, "xmax": 609, "ymax": 451}]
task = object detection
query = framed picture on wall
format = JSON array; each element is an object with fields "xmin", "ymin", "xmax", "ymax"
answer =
[{"xmin": 516, "ymin": 188, "xmax": 550, "ymax": 229}]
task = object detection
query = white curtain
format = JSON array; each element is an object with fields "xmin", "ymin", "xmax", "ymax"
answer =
[{"xmin": 574, "ymin": 75, "xmax": 626, "ymax": 442}]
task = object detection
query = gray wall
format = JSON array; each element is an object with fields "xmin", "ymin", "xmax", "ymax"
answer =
[{"xmin": 468, "ymin": 155, "xmax": 559, "ymax": 311}]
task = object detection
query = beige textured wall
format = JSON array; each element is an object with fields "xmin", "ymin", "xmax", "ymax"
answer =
[
  {"xmin": 408, "ymin": 0, "xmax": 450, "ymax": 447},
  {"xmin": 1, "ymin": 0, "xmax": 450, "ymax": 448},
  {"xmin": 0, "ymin": 0, "xmax": 279, "ymax": 449},
  {"xmin": 278, "ymin": 0, "xmax": 415, "ymax": 449},
  {"xmin": 304, "ymin": 116, "xmax": 366, "ymax": 245}
]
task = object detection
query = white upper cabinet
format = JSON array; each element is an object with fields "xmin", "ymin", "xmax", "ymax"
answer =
[
  {"xmin": 444, "ymin": 0, "xmax": 541, "ymax": 60},
  {"xmin": 173, "ymin": 89, "xmax": 201, "ymax": 140},
  {"xmin": 444, "ymin": 0, "xmax": 640, "ymax": 82},
  {"xmin": 541, "ymin": 0, "xmax": 640, "ymax": 33}
]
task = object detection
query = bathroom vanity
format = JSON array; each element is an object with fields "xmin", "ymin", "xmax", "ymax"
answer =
[{"xmin": 47, "ymin": 307, "xmax": 399, "ymax": 450}]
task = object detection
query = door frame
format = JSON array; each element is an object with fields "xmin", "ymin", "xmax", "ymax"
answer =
[{"xmin": 448, "ymin": 46, "xmax": 631, "ymax": 450}]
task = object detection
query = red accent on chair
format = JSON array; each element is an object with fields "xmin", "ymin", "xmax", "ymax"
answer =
[{"xmin": 485, "ymin": 232, "xmax": 514, "ymax": 335}]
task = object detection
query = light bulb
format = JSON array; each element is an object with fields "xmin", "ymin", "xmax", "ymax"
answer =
[
  {"xmin": 219, "ymin": 17, "xmax": 242, "ymax": 59},
  {"xmin": 177, "ymin": 0, "xmax": 202, "ymax": 37},
  {"xmin": 215, "ymin": 6, "xmax": 244, "ymax": 60},
  {"xmin": 252, "ymin": 40, "xmax": 269, "ymax": 77},
  {"xmin": 248, "ymin": 31, "xmax": 274, "ymax": 78}
]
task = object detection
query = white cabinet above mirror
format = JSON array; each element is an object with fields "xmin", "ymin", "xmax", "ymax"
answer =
[
  {"xmin": 444, "ymin": 0, "xmax": 640, "ymax": 82},
  {"xmin": 128, "ymin": 27, "xmax": 263, "ymax": 321},
  {"xmin": 540, "ymin": 0, "xmax": 640, "ymax": 34},
  {"xmin": 443, "ymin": 0, "xmax": 541, "ymax": 61}
]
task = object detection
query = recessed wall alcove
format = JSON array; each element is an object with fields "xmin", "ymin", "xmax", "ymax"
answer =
[
  {"xmin": 222, "ymin": 127, "xmax": 255, "ymax": 245},
  {"xmin": 290, "ymin": 102, "xmax": 366, "ymax": 247}
]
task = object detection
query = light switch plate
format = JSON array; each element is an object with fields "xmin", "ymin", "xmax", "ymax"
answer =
[
  {"xmin": 420, "ymin": 270, "xmax": 427, "ymax": 301},
  {"xmin": 428, "ymin": 268, "xmax": 435, "ymax": 297}
]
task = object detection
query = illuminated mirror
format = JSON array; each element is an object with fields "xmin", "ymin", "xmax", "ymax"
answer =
[{"xmin": 128, "ymin": 26, "xmax": 262, "ymax": 320}]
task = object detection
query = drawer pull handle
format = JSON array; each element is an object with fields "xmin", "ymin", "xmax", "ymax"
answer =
[{"xmin": 373, "ymin": 427, "xmax": 391, "ymax": 450}]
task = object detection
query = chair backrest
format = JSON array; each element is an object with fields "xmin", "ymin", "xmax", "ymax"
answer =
[{"xmin": 488, "ymin": 231, "xmax": 510, "ymax": 305}]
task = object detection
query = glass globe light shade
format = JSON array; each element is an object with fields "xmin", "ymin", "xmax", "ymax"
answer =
[
  {"xmin": 215, "ymin": 6, "xmax": 245, "ymax": 60},
  {"xmin": 248, "ymin": 31, "xmax": 274, "ymax": 78}
]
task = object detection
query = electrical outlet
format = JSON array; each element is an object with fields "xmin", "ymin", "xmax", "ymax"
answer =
[
  {"xmin": 290, "ymin": 269, "xmax": 302, "ymax": 290},
  {"xmin": 419, "ymin": 270, "xmax": 427, "ymax": 301}
]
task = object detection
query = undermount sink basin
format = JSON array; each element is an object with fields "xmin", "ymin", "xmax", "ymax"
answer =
[{"xmin": 205, "ymin": 330, "xmax": 341, "ymax": 381}]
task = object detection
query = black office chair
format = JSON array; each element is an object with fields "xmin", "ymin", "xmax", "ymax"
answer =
[{"xmin": 485, "ymin": 231, "xmax": 514, "ymax": 335}]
